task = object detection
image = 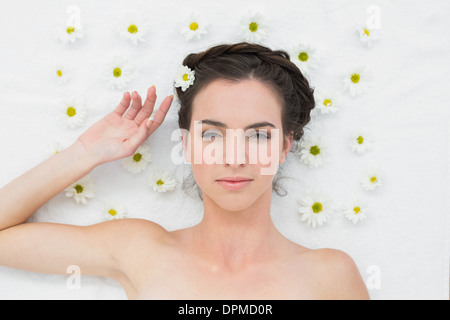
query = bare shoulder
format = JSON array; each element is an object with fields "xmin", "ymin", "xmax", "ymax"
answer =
[
  {"xmin": 95, "ymin": 218, "xmax": 169, "ymax": 238},
  {"xmin": 88, "ymin": 218, "xmax": 171, "ymax": 251},
  {"xmin": 297, "ymin": 248, "xmax": 370, "ymax": 300}
]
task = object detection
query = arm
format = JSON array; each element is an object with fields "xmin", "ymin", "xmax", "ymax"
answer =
[
  {"xmin": 0, "ymin": 142, "xmax": 96, "ymax": 229},
  {"xmin": 0, "ymin": 87, "xmax": 173, "ymax": 278}
]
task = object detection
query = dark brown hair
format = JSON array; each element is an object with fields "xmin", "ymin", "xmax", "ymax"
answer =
[{"xmin": 175, "ymin": 42, "xmax": 315, "ymax": 200}]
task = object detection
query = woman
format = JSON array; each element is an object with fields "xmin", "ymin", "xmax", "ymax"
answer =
[{"xmin": 0, "ymin": 42, "xmax": 369, "ymax": 300}]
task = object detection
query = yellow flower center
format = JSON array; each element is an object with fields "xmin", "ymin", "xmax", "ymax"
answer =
[
  {"xmin": 357, "ymin": 136, "xmax": 364, "ymax": 144},
  {"xmin": 312, "ymin": 202, "xmax": 323, "ymax": 214},
  {"xmin": 74, "ymin": 184, "xmax": 84, "ymax": 194},
  {"xmin": 364, "ymin": 28, "xmax": 370, "ymax": 36},
  {"xmin": 108, "ymin": 209, "xmax": 117, "ymax": 216},
  {"xmin": 128, "ymin": 24, "xmax": 138, "ymax": 33},
  {"xmin": 183, "ymin": 73, "xmax": 190, "ymax": 81},
  {"xmin": 57, "ymin": 70, "xmax": 63, "ymax": 77},
  {"xmin": 310, "ymin": 145, "xmax": 320, "ymax": 156},
  {"xmin": 156, "ymin": 179, "xmax": 164, "ymax": 186},
  {"xmin": 370, "ymin": 176, "xmax": 377, "ymax": 183},
  {"xmin": 66, "ymin": 106, "xmax": 76, "ymax": 117},
  {"xmin": 113, "ymin": 67, "xmax": 122, "ymax": 77},
  {"xmin": 298, "ymin": 52, "xmax": 309, "ymax": 62},
  {"xmin": 323, "ymin": 99, "xmax": 332, "ymax": 106},
  {"xmin": 249, "ymin": 22, "xmax": 258, "ymax": 32},
  {"xmin": 133, "ymin": 153, "xmax": 142, "ymax": 162},
  {"xmin": 66, "ymin": 26, "xmax": 75, "ymax": 34},
  {"xmin": 353, "ymin": 206, "xmax": 361, "ymax": 214},
  {"xmin": 190, "ymin": 22, "xmax": 199, "ymax": 31},
  {"xmin": 351, "ymin": 74, "xmax": 360, "ymax": 83}
]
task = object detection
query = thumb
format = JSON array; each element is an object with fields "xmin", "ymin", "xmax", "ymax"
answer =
[{"xmin": 126, "ymin": 117, "xmax": 154, "ymax": 149}]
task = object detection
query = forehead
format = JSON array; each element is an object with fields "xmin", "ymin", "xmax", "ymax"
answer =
[{"xmin": 191, "ymin": 79, "xmax": 283, "ymax": 122}]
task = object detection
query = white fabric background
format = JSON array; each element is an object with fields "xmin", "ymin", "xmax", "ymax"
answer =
[{"xmin": 0, "ymin": 0, "xmax": 449, "ymax": 300}]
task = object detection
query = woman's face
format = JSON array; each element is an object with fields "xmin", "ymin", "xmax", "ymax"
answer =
[{"xmin": 182, "ymin": 78, "xmax": 292, "ymax": 211}]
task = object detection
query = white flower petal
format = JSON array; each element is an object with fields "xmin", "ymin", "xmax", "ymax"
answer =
[
  {"xmin": 148, "ymin": 170, "xmax": 177, "ymax": 192},
  {"xmin": 64, "ymin": 175, "xmax": 96, "ymax": 205}
]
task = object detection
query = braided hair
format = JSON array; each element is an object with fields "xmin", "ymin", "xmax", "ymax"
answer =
[{"xmin": 176, "ymin": 42, "xmax": 316, "ymax": 199}]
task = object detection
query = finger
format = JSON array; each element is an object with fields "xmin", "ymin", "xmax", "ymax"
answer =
[
  {"xmin": 126, "ymin": 95, "xmax": 174, "ymax": 150},
  {"xmin": 147, "ymin": 94, "xmax": 174, "ymax": 132},
  {"xmin": 125, "ymin": 114, "xmax": 154, "ymax": 150},
  {"xmin": 123, "ymin": 91, "xmax": 142, "ymax": 120},
  {"xmin": 135, "ymin": 86, "xmax": 156, "ymax": 125},
  {"xmin": 113, "ymin": 92, "xmax": 131, "ymax": 116}
]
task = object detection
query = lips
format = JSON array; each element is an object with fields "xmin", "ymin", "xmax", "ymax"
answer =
[
  {"xmin": 216, "ymin": 177, "xmax": 253, "ymax": 191},
  {"xmin": 217, "ymin": 177, "xmax": 253, "ymax": 182}
]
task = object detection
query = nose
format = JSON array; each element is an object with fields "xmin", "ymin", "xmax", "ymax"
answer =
[{"xmin": 224, "ymin": 130, "xmax": 247, "ymax": 167}]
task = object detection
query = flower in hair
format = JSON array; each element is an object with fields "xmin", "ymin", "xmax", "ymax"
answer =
[{"xmin": 174, "ymin": 65, "xmax": 195, "ymax": 91}]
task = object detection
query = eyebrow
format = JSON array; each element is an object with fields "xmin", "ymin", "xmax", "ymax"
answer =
[{"xmin": 197, "ymin": 119, "xmax": 276, "ymax": 130}]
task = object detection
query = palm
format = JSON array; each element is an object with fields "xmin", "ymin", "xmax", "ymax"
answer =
[
  {"xmin": 78, "ymin": 112, "xmax": 140, "ymax": 162},
  {"xmin": 76, "ymin": 88, "xmax": 173, "ymax": 165}
]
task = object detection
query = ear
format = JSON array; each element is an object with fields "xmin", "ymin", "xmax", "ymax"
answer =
[{"xmin": 279, "ymin": 131, "xmax": 293, "ymax": 164}]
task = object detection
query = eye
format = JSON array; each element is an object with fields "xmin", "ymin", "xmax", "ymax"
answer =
[
  {"xmin": 202, "ymin": 129, "xmax": 222, "ymax": 141},
  {"xmin": 248, "ymin": 130, "xmax": 271, "ymax": 141}
]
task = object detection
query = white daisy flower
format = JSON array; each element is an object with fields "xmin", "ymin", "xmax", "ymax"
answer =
[
  {"xmin": 116, "ymin": 12, "xmax": 151, "ymax": 45},
  {"xmin": 121, "ymin": 144, "xmax": 152, "ymax": 174},
  {"xmin": 238, "ymin": 10, "xmax": 267, "ymax": 43},
  {"xmin": 361, "ymin": 167, "xmax": 383, "ymax": 191},
  {"xmin": 289, "ymin": 42, "xmax": 320, "ymax": 76},
  {"xmin": 148, "ymin": 170, "xmax": 177, "ymax": 192},
  {"xmin": 104, "ymin": 55, "xmax": 133, "ymax": 90},
  {"xmin": 103, "ymin": 200, "xmax": 128, "ymax": 220},
  {"xmin": 297, "ymin": 191, "xmax": 334, "ymax": 228},
  {"xmin": 58, "ymin": 97, "xmax": 88, "ymax": 129},
  {"xmin": 311, "ymin": 89, "xmax": 340, "ymax": 117},
  {"xmin": 54, "ymin": 65, "xmax": 70, "ymax": 85},
  {"xmin": 297, "ymin": 134, "xmax": 328, "ymax": 168},
  {"xmin": 180, "ymin": 11, "xmax": 209, "ymax": 41},
  {"xmin": 356, "ymin": 25, "xmax": 379, "ymax": 48},
  {"xmin": 343, "ymin": 66, "xmax": 372, "ymax": 97},
  {"xmin": 349, "ymin": 129, "xmax": 374, "ymax": 155},
  {"xmin": 45, "ymin": 141, "xmax": 65, "ymax": 159},
  {"xmin": 65, "ymin": 175, "xmax": 95, "ymax": 205},
  {"xmin": 341, "ymin": 197, "xmax": 369, "ymax": 224},
  {"xmin": 58, "ymin": 23, "xmax": 84, "ymax": 45},
  {"xmin": 174, "ymin": 65, "xmax": 195, "ymax": 92}
]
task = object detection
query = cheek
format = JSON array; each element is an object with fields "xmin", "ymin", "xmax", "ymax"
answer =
[{"xmin": 191, "ymin": 163, "xmax": 215, "ymax": 189}]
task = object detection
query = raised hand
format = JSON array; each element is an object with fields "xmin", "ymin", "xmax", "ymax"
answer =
[{"xmin": 76, "ymin": 86, "xmax": 174, "ymax": 166}]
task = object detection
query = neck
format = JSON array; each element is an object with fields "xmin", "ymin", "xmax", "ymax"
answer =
[{"xmin": 187, "ymin": 187, "xmax": 286, "ymax": 271}]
